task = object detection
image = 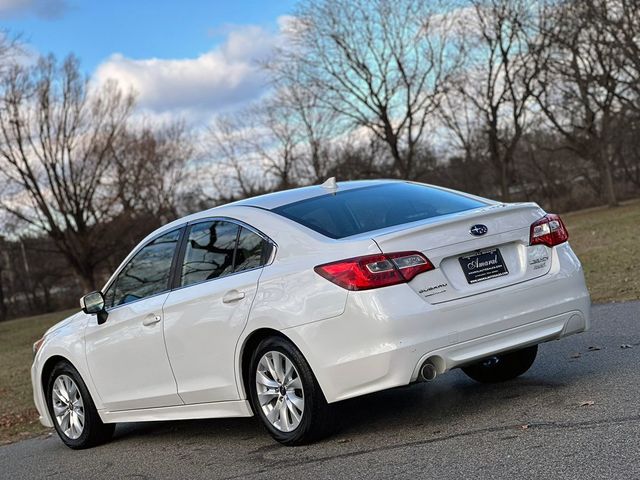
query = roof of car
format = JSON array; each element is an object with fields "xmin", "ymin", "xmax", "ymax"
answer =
[{"xmin": 229, "ymin": 179, "xmax": 401, "ymax": 210}]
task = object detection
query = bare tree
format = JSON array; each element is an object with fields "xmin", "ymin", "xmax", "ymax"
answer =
[
  {"xmin": 441, "ymin": 0, "xmax": 544, "ymax": 201},
  {"xmin": 275, "ymin": 0, "xmax": 462, "ymax": 179},
  {"xmin": 0, "ymin": 30, "xmax": 21, "ymax": 75},
  {"xmin": 111, "ymin": 121, "xmax": 193, "ymax": 222},
  {"xmin": 591, "ymin": 0, "xmax": 640, "ymax": 189},
  {"xmin": 250, "ymin": 99, "xmax": 301, "ymax": 190},
  {"xmin": 0, "ymin": 33, "xmax": 18, "ymax": 320},
  {"xmin": 533, "ymin": 0, "xmax": 627, "ymax": 206},
  {"xmin": 205, "ymin": 91, "xmax": 334, "ymax": 201},
  {"xmin": 265, "ymin": 61, "xmax": 341, "ymax": 184},
  {"xmin": 0, "ymin": 236, "xmax": 7, "ymax": 321},
  {"xmin": 205, "ymin": 113, "xmax": 273, "ymax": 203},
  {"xmin": 0, "ymin": 54, "xmax": 135, "ymax": 289},
  {"xmin": 595, "ymin": 0, "xmax": 640, "ymax": 106}
]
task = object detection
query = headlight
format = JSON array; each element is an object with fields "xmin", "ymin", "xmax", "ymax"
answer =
[{"xmin": 33, "ymin": 337, "xmax": 45, "ymax": 359}]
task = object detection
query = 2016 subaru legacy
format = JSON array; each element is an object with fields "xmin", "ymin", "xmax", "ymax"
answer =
[{"xmin": 31, "ymin": 180, "xmax": 590, "ymax": 448}]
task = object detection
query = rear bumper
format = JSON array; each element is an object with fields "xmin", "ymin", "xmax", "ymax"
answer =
[{"xmin": 284, "ymin": 243, "xmax": 590, "ymax": 403}]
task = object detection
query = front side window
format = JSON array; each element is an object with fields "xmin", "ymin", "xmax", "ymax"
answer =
[
  {"xmin": 181, "ymin": 221, "xmax": 239, "ymax": 287},
  {"xmin": 105, "ymin": 229, "xmax": 181, "ymax": 308}
]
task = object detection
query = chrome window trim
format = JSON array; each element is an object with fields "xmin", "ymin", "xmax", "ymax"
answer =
[
  {"xmin": 101, "ymin": 216, "xmax": 277, "ymax": 313},
  {"xmin": 169, "ymin": 263, "xmax": 266, "ymax": 294},
  {"xmin": 105, "ymin": 290, "xmax": 171, "ymax": 313},
  {"xmin": 186, "ymin": 216, "xmax": 278, "ymax": 256}
]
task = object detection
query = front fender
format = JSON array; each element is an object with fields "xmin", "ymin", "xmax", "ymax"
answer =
[{"xmin": 31, "ymin": 313, "xmax": 104, "ymax": 425}]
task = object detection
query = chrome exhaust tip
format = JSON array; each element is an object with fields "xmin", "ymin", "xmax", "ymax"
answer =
[{"xmin": 420, "ymin": 362, "xmax": 437, "ymax": 382}]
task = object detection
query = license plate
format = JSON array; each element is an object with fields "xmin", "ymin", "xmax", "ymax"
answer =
[{"xmin": 458, "ymin": 248, "xmax": 509, "ymax": 284}]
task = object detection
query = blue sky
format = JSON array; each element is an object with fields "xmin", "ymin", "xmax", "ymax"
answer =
[{"xmin": 1, "ymin": 0, "xmax": 299, "ymax": 120}]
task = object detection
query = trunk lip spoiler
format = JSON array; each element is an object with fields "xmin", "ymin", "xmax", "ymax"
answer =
[{"xmin": 345, "ymin": 202, "xmax": 544, "ymax": 244}]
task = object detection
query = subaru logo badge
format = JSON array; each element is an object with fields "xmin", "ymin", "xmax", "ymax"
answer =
[{"xmin": 470, "ymin": 224, "xmax": 488, "ymax": 236}]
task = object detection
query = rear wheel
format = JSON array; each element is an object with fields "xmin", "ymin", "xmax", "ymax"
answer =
[
  {"xmin": 248, "ymin": 336, "xmax": 332, "ymax": 445},
  {"xmin": 47, "ymin": 362, "xmax": 115, "ymax": 449},
  {"xmin": 462, "ymin": 345, "xmax": 538, "ymax": 383}
]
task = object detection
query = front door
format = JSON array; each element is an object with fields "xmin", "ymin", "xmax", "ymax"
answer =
[{"xmin": 85, "ymin": 228, "xmax": 184, "ymax": 411}]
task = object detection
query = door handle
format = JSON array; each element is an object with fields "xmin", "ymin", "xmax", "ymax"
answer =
[
  {"xmin": 143, "ymin": 314, "xmax": 162, "ymax": 326},
  {"xmin": 222, "ymin": 290, "xmax": 246, "ymax": 304}
]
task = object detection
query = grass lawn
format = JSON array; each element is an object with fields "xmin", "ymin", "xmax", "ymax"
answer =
[
  {"xmin": 563, "ymin": 198, "xmax": 640, "ymax": 304},
  {"xmin": 0, "ymin": 309, "xmax": 76, "ymax": 445},
  {"xmin": 0, "ymin": 200, "xmax": 638, "ymax": 445}
]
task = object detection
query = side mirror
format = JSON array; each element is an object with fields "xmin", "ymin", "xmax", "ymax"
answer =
[{"xmin": 80, "ymin": 291, "xmax": 108, "ymax": 325}]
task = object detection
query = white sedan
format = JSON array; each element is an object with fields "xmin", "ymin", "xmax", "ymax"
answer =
[{"xmin": 31, "ymin": 180, "xmax": 590, "ymax": 448}]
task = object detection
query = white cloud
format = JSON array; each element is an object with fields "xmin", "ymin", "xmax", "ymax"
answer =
[
  {"xmin": 0, "ymin": 0, "xmax": 69, "ymax": 19},
  {"xmin": 94, "ymin": 22, "xmax": 284, "ymax": 124}
]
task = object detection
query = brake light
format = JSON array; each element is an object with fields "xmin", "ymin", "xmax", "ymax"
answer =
[
  {"xmin": 530, "ymin": 214, "xmax": 569, "ymax": 247},
  {"xmin": 314, "ymin": 251, "xmax": 434, "ymax": 291}
]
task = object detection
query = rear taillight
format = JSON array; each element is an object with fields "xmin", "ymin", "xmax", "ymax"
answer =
[
  {"xmin": 314, "ymin": 251, "xmax": 434, "ymax": 291},
  {"xmin": 529, "ymin": 214, "xmax": 569, "ymax": 247}
]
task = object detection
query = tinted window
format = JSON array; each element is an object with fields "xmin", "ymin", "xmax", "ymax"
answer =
[
  {"xmin": 272, "ymin": 183, "xmax": 486, "ymax": 239},
  {"xmin": 106, "ymin": 229, "xmax": 181, "ymax": 307},
  {"xmin": 181, "ymin": 221, "xmax": 239, "ymax": 287},
  {"xmin": 235, "ymin": 227, "xmax": 267, "ymax": 272}
]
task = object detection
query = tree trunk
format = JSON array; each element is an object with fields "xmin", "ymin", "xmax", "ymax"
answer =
[
  {"xmin": 599, "ymin": 144, "xmax": 618, "ymax": 207},
  {"xmin": 500, "ymin": 160, "xmax": 510, "ymax": 202},
  {"xmin": 602, "ymin": 161, "xmax": 618, "ymax": 207},
  {"xmin": 64, "ymin": 251, "xmax": 98, "ymax": 292},
  {"xmin": 381, "ymin": 117, "xmax": 405, "ymax": 178},
  {"xmin": 78, "ymin": 265, "xmax": 97, "ymax": 293},
  {"xmin": 0, "ymin": 267, "xmax": 7, "ymax": 322}
]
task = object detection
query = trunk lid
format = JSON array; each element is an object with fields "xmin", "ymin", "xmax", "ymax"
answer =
[{"xmin": 372, "ymin": 203, "xmax": 553, "ymax": 303}]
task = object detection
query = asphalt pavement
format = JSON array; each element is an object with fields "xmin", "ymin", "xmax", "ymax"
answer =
[{"xmin": 1, "ymin": 301, "xmax": 639, "ymax": 479}]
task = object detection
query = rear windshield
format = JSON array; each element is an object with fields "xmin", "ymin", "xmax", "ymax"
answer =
[{"xmin": 272, "ymin": 182, "xmax": 487, "ymax": 239}]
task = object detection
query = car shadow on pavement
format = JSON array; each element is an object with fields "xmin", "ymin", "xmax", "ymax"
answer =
[{"xmin": 106, "ymin": 341, "xmax": 622, "ymax": 448}]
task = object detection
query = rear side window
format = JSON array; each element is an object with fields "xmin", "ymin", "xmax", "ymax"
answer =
[
  {"xmin": 181, "ymin": 221, "xmax": 239, "ymax": 287},
  {"xmin": 272, "ymin": 182, "xmax": 486, "ymax": 239},
  {"xmin": 235, "ymin": 227, "xmax": 272, "ymax": 273}
]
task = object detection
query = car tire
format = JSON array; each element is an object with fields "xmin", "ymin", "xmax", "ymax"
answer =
[
  {"xmin": 46, "ymin": 361, "xmax": 115, "ymax": 449},
  {"xmin": 462, "ymin": 345, "xmax": 538, "ymax": 383},
  {"xmin": 248, "ymin": 336, "xmax": 333, "ymax": 446}
]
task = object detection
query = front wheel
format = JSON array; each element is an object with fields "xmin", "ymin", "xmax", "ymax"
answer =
[
  {"xmin": 462, "ymin": 345, "xmax": 538, "ymax": 383},
  {"xmin": 248, "ymin": 336, "xmax": 332, "ymax": 445},
  {"xmin": 47, "ymin": 362, "xmax": 115, "ymax": 449}
]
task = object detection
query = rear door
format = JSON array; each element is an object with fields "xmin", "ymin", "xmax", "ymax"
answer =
[
  {"xmin": 162, "ymin": 219, "xmax": 272, "ymax": 404},
  {"xmin": 372, "ymin": 203, "xmax": 552, "ymax": 303}
]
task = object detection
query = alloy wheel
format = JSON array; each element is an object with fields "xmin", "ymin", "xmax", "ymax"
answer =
[
  {"xmin": 52, "ymin": 374, "xmax": 85, "ymax": 440},
  {"xmin": 255, "ymin": 351, "xmax": 305, "ymax": 432}
]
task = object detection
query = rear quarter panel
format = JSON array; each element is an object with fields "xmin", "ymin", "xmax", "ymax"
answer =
[{"xmin": 226, "ymin": 206, "xmax": 383, "ymax": 397}]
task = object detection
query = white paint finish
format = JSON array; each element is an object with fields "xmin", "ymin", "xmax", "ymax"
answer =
[
  {"xmin": 374, "ymin": 203, "xmax": 554, "ymax": 303},
  {"xmin": 98, "ymin": 400, "xmax": 253, "ymax": 424},
  {"xmin": 84, "ymin": 293, "xmax": 182, "ymax": 411},
  {"xmin": 162, "ymin": 269, "xmax": 262, "ymax": 404},
  {"xmin": 283, "ymin": 242, "xmax": 590, "ymax": 403},
  {"xmin": 32, "ymin": 312, "xmax": 94, "ymax": 427},
  {"xmin": 371, "ymin": 203, "xmax": 543, "ymax": 252},
  {"xmin": 30, "ymin": 180, "xmax": 591, "ymax": 432},
  {"xmin": 231, "ymin": 179, "xmax": 391, "ymax": 209}
]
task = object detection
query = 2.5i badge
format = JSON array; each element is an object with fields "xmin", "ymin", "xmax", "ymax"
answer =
[{"xmin": 528, "ymin": 245, "xmax": 550, "ymax": 270}]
